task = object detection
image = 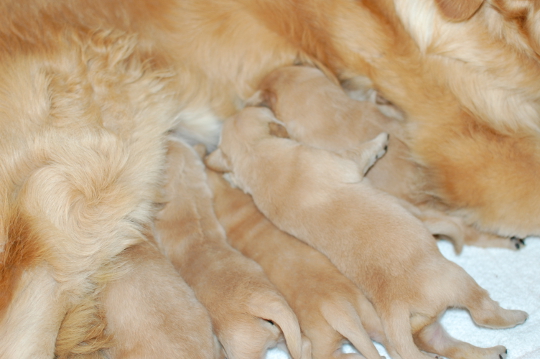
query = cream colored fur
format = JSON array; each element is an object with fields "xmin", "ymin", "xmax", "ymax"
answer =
[
  {"xmin": 253, "ymin": 65, "xmax": 519, "ymax": 251},
  {"xmin": 0, "ymin": 21, "xmax": 186, "ymax": 358},
  {"xmin": 102, "ymin": 240, "xmax": 218, "ymax": 359},
  {"xmin": 207, "ymin": 168, "xmax": 390, "ymax": 359},
  {"xmin": 2, "ymin": 0, "xmax": 540, "ymax": 355},
  {"xmin": 206, "ymin": 106, "xmax": 528, "ymax": 359},
  {"xmin": 154, "ymin": 139, "xmax": 306, "ymax": 359}
]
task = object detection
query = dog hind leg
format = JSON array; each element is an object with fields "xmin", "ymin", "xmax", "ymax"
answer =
[{"xmin": 414, "ymin": 320, "xmax": 508, "ymax": 359}]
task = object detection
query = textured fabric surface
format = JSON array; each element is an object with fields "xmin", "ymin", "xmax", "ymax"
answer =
[{"xmin": 266, "ymin": 238, "xmax": 540, "ymax": 359}]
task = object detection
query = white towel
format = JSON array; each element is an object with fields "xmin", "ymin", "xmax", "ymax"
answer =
[{"xmin": 266, "ymin": 238, "xmax": 540, "ymax": 359}]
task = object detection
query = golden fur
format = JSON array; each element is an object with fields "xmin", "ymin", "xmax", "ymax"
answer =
[
  {"xmin": 2, "ymin": 0, "xmax": 540, "ymax": 356},
  {"xmin": 0, "ymin": 6, "xmax": 199, "ymax": 357},
  {"xmin": 154, "ymin": 139, "xmax": 306, "ymax": 359},
  {"xmin": 253, "ymin": 65, "xmax": 520, "ymax": 251},
  {"xmin": 207, "ymin": 168, "xmax": 388, "ymax": 359},
  {"xmin": 206, "ymin": 106, "xmax": 528, "ymax": 359},
  {"xmin": 101, "ymin": 240, "xmax": 217, "ymax": 359}
]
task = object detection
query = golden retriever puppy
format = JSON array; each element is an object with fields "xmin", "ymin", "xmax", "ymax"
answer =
[
  {"xmin": 101, "ymin": 240, "xmax": 218, "ymax": 359},
  {"xmin": 207, "ymin": 168, "xmax": 388, "ymax": 359},
  {"xmin": 206, "ymin": 106, "xmax": 528, "ymax": 359},
  {"xmin": 253, "ymin": 65, "xmax": 519, "ymax": 251},
  {"xmin": 1, "ymin": 0, "xmax": 538, "ymax": 354},
  {"xmin": 166, "ymin": 0, "xmax": 540, "ymax": 238},
  {"xmin": 154, "ymin": 139, "xmax": 306, "ymax": 359}
]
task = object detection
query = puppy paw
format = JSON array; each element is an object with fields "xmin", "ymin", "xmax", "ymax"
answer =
[
  {"xmin": 373, "ymin": 132, "xmax": 389, "ymax": 159},
  {"xmin": 492, "ymin": 345, "xmax": 508, "ymax": 359},
  {"xmin": 510, "ymin": 236, "xmax": 525, "ymax": 250},
  {"xmin": 362, "ymin": 132, "xmax": 389, "ymax": 174}
]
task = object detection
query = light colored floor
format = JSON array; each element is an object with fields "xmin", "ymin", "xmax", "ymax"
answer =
[{"xmin": 266, "ymin": 238, "xmax": 540, "ymax": 359}]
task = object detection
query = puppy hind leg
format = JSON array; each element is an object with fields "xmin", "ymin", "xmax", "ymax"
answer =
[
  {"xmin": 379, "ymin": 304, "xmax": 433, "ymax": 359},
  {"xmin": 451, "ymin": 266, "xmax": 528, "ymax": 329},
  {"xmin": 353, "ymin": 295, "xmax": 387, "ymax": 345},
  {"xmin": 338, "ymin": 133, "xmax": 389, "ymax": 175},
  {"xmin": 218, "ymin": 317, "xmax": 282, "ymax": 359},
  {"xmin": 321, "ymin": 300, "xmax": 383, "ymax": 359},
  {"xmin": 248, "ymin": 293, "xmax": 304, "ymax": 359},
  {"xmin": 414, "ymin": 320, "xmax": 508, "ymax": 359}
]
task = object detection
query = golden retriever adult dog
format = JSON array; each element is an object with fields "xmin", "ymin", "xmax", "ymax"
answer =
[
  {"xmin": 206, "ymin": 106, "xmax": 528, "ymax": 359},
  {"xmin": 0, "ymin": 24, "xmax": 219, "ymax": 359},
  {"xmin": 2, "ymin": 0, "xmax": 540, "ymax": 356}
]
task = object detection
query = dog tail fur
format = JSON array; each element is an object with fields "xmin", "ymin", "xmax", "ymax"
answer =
[
  {"xmin": 248, "ymin": 292, "xmax": 304, "ymax": 359},
  {"xmin": 321, "ymin": 298, "xmax": 383, "ymax": 359}
]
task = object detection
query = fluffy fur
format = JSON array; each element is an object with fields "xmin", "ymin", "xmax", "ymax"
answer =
[
  {"xmin": 2, "ymin": 0, "xmax": 540, "ymax": 355},
  {"xmin": 206, "ymin": 106, "xmax": 528, "ymax": 359},
  {"xmin": 154, "ymin": 139, "xmax": 306, "ymax": 359},
  {"xmin": 0, "ymin": 9, "xmax": 193, "ymax": 357}
]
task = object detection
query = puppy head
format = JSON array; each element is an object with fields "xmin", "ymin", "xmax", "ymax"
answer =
[
  {"xmin": 256, "ymin": 66, "xmax": 329, "ymax": 109},
  {"xmin": 434, "ymin": 0, "xmax": 484, "ymax": 21},
  {"xmin": 205, "ymin": 148, "xmax": 232, "ymax": 173},
  {"xmin": 205, "ymin": 107, "xmax": 280, "ymax": 173}
]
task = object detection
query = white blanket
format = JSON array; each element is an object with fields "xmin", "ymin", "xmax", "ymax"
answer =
[{"xmin": 266, "ymin": 238, "xmax": 540, "ymax": 359}]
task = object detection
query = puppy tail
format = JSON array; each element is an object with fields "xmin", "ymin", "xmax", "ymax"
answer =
[
  {"xmin": 250, "ymin": 294, "xmax": 304, "ymax": 359},
  {"xmin": 321, "ymin": 299, "xmax": 383, "ymax": 359}
]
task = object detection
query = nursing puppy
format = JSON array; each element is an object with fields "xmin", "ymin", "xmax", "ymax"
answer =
[
  {"xmin": 154, "ymin": 139, "xmax": 306, "ymax": 359},
  {"xmin": 206, "ymin": 107, "xmax": 528, "ymax": 359},
  {"xmin": 207, "ymin": 168, "xmax": 388, "ymax": 359},
  {"xmin": 2, "ymin": 0, "xmax": 539, "ymax": 353},
  {"xmin": 101, "ymin": 240, "xmax": 218, "ymax": 359},
  {"xmin": 253, "ymin": 65, "xmax": 518, "ymax": 251}
]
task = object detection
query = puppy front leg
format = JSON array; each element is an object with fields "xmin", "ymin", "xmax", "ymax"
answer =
[
  {"xmin": 102, "ymin": 241, "xmax": 217, "ymax": 359},
  {"xmin": 338, "ymin": 133, "xmax": 389, "ymax": 175}
]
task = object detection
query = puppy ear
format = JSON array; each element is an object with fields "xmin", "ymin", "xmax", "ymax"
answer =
[
  {"xmin": 204, "ymin": 149, "xmax": 232, "ymax": 172},
  {"xmin": 193, "ymin": 143, "xmax": 207, "ymax": 158},
  {"xmin": 268, "ymin": 122, "xmax": 290, "ymax": 139},
  {"xmin": 245, "ymin": 89, "xmax": 277, "ymax": 110},
  {"xmin": 434, "ymin": 0, "xmax": 484, "ymax": 21},
  {"xmin": 246, "ymin": 90, "xmax": 264, "ymax": 107}
]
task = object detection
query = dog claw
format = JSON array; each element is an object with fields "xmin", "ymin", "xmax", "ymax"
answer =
[{"xmin": 510, "ymin": 236, "xmax": 525, "ymax": 249}]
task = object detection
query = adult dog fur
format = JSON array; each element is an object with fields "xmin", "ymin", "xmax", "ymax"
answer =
[
  {"xmin": 2, "ymin": 0, "xmax": 540, "ymax": 355},
  {"xmin": 0, "ymin": 12, "xmax": 212, "ymax": 359},
  {"xmin": 206, "ymin": 106, "xmax": 528, "ymax": 359}
]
